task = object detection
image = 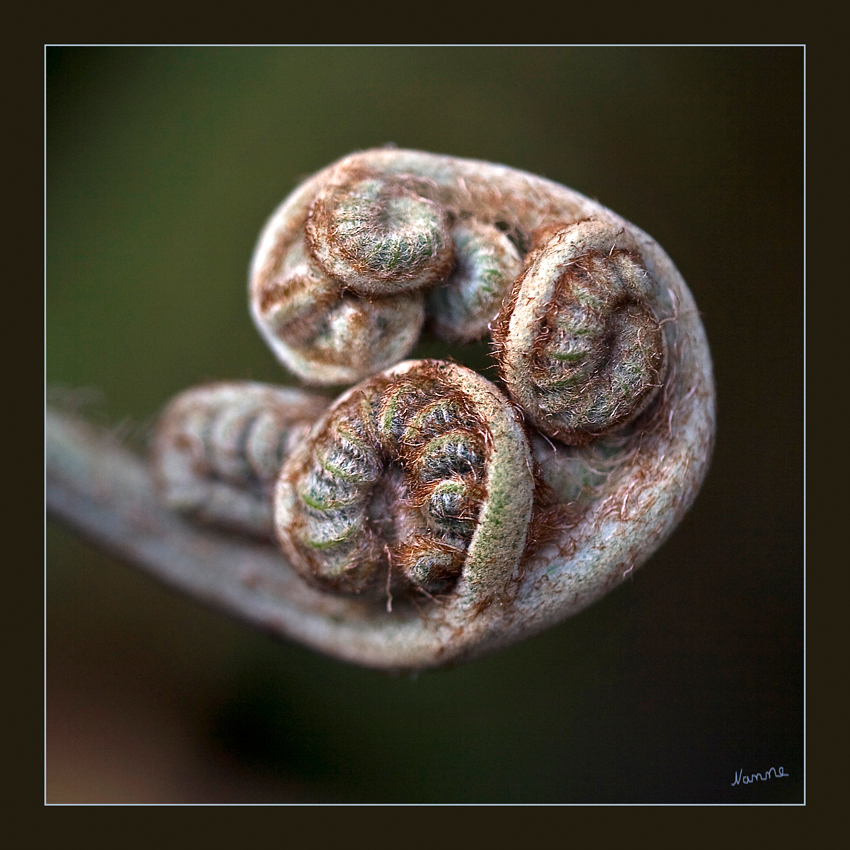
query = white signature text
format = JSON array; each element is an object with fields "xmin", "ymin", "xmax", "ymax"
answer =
[{"xmin": 731, "ymin": 766, "xmax": 789, "ymax": 786}]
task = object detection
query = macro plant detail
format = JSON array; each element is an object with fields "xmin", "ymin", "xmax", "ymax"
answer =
[
  {"xmin": 493, "ymin": 218, "xmax": 669, "ymax": 445},
  {"xmin": 47, "ymin": 148, "xmax": 715, "ymax": 671},
  {"xmin": 275, "ymin": 360, "xmax": 534, "ymax": 606},
  {"xmin": 153, "ymin": 383, "xmax": 330, "ymax": 539}
]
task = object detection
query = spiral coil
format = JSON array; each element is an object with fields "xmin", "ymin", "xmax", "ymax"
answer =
[{"xmin": 152, "ymin": 149, "xmax": 715, "ymax": 669}]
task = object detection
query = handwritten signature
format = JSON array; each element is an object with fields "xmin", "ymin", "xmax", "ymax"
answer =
[{"xmin": 731, "ymin": 766, "xmax": 789, "ymax": 786}]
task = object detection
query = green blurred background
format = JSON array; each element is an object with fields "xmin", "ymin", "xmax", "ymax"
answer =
[{"xmin": 46, "ymin": 46, "xmax": 804, "ymax": 803}]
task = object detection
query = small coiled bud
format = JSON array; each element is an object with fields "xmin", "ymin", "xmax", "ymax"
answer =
[
  {"xmin": 249, "ymin": 159, "xmax": 459, "ymax": 386},
  {"xmin": 306, "ymin": 166, "xmax": 455, "ymax": 295},
  {"xmin": 274, "ymin": 360, "xmax": 535, "ymax": 606},
  {"xmin": 249, "ymin": 176, "xmax": 428, "ymax": 385},
  {"xmin": 494, "ymin": 218, "xmax": 668, "ymax": 445},
  {"xmin": 426, "ymin": 219, "xmax": 524, "ymax": 342},
  {"xmin": 152, "ymin": 383, "xmax": 329, "ymax": 537}
]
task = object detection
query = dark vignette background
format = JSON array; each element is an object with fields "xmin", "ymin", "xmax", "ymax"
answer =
[{"xmin": 46, "ymin": 46, "xmax": 804, "ymax": 804}]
